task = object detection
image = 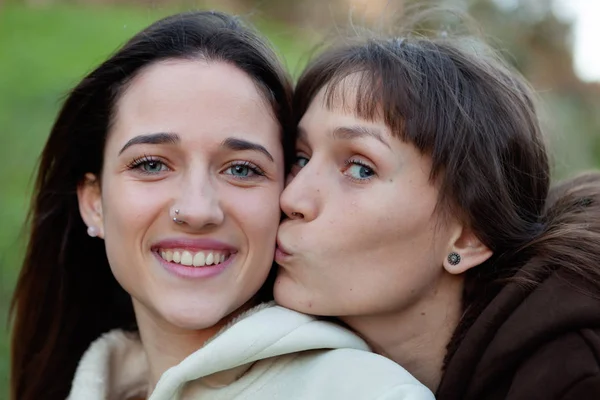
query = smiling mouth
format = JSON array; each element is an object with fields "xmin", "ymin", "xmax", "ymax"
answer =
[{"xmin": 157, "ymin": 249, "xmax": 231, "ymax": 267}]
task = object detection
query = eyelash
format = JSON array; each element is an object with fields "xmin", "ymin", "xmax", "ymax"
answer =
[
  {"xmin": 224, "ymin": 161, "xmax": 266, "ymax": 179},
  {"xmin": 126, "ymin": 154, "xmax": 169, "ymax": 175},
  {"xmin": 294, "ymin": 152, "xmax": 376, "ymax": 182},
  {"xmin": 126, "ymin": 157, "xmax": 266, "ymax": 179},
  {"xmin": 295, "ymin": 154, "xmax": 309, "ymax": 166},
  {"xmin": 344, "ymin": 158, "xmax": 376, "ymax": 182}
]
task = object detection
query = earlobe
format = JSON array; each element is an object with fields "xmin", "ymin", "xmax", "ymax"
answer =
[
  {"xmin": 77, "ymin": 173, "xmax": 105, "ymax": 239},
  {"xmin": 443, "ymin": 226, "xmax": 493, "ymax": 275}
]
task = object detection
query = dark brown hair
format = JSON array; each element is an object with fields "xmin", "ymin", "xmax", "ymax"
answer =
[
  {"xmin": 293, "ymin": 24, "xmax": 600, "ymax": 365},
  {"xmin": 10, "ymin": 11, "xmax": 293, "ymax": 400}
]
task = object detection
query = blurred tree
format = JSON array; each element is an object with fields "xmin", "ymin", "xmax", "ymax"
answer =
[
  {"xmin": 236, "ymin": 0, "xmax": 600, "ymax": 175},
  {"xmin": 461, "ymin": 0, "xmax": 600, "ymax": 175},
  {"xmin": 15, "ymin": 0, "xmax": 598, "ymax": 173}
]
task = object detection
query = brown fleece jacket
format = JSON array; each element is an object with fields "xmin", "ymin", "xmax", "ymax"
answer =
[{"xmin": 437, "ymin": 269, "xmax": 600, "ymax": 400}]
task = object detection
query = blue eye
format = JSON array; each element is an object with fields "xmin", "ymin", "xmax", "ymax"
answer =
[
  {"xmin": 228, "ymin": 165, "xmax": 253, "ymax": 177},
  {"xmin": 128, "ymin": 156, "xmax": 169, "ymax": 175},
  {"xmin": 295, "ymin": 155, "xmax": 309, "ymax": 168},
  {"xmin": 224, "ymin": 162, "xmax": 264, "ymax": 179},
  {"xmin": 345, "ymin": 160, "xmax": 375, "ymax": 180},
  {"xmin": 141, "ymin": 160, "xmax": 167, "ymax": 173}
]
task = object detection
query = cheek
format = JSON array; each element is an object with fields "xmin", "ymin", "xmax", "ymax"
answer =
[
  {"xmin": 364, "ymin": 189, "xmax": 438, "ymax": 254},
  {"xmin": 100, "ymin": 179, "xmax": 170, "ymax": 286},
  {"xmin": 225, "ymin": 185, "xmax": 282, "ymax": 243},
  {"xmin": 102, "ymin": 179, "xmax": 168, "ymax": 232},
  {"xmin": 308, "ymin": 183, "xmax": 439, "ymax": 265}
]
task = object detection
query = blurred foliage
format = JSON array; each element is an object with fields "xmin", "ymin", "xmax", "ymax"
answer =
[
  {"xmin": 458, "ymin": 0, "xmax": 600, "ymax": 176},
  {"xmin": 1, "ymin": 0, "xmax": 599, "ymax": 398},
  {"xmin": 233, "ymin": 0, "xmax": 600, "ymax": 175}
]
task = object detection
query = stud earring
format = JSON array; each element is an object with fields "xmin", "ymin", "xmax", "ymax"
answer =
[
  {"xmin": 447, "ymin": 252, "xmax": 461, "ymax": 265},
  {"xmin": 87, "ymin": 226, "xmax": 99, "ymax": 237}
]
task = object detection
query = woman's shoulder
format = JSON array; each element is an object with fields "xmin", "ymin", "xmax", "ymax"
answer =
[
  {"xmin": 507, "ymin": 328, "xmax": 600, "ymax": 399},
  {"xmin": 151, "ymin": 304, "xmax": 433, "ymax": 399},
  {"xmin": 68, "ymin": 329, "xmax": 148, "ymax": 400},
  {"xmin": 205, "ymin": 303, "xmax": 372, "ymax": 356},
  {"xmin": 195, "ymin": 303, "xmax": 434, "ymax": 398},
  {"xmin": 257, "ymin": 348, "xmax": 434, "ymax": 399},
  {"xmin": 439, "ymin": 268, "xmax": 600, "ymax": 399}
]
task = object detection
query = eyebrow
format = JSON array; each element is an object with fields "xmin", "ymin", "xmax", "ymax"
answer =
[
  {"xmin": 332, "ymin": 126, "xmax": 391, "ymax": 149},
  {"xmin": 296, "ymin": 126, "xmax": 309, "ymax": 142},
  {"xmin": 222, "ymin": 137, "xmax": 274, "ymax": 162},
  {"xmin": 119, "ymin": 132, "xmax": 180, "ymax": 155}
]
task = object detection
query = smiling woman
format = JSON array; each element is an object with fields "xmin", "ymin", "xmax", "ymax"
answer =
[
  {"xmin": 9, "ymin": 10, "xmax": 434, "ymax": 400},
  {"xmin": 78, "ymin": 58, "xmax": 284, "ymax": 333}
]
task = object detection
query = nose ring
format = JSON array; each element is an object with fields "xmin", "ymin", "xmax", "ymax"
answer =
[{"xmin": 172, "ymin": 208, "xmax": 184, "ymax": 224}]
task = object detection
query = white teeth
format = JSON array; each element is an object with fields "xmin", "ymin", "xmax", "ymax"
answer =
[
  {"xmin": 193, "ymin": 252, "xmax": 206, "ymax": 267},
  {"xmin": 159, "ymin": 249, "xmax": 228, "ymax": 267},
  {"xmin": 180, "ymin": 251, "xmax": 193, "ymax": 266},
  {"xmin": 206, "ymin": 253, "xmax": 214, "ymax": 265}
]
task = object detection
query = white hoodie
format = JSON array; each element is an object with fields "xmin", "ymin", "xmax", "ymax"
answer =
[{"xmin": 68, "ymin": 303, "xmax": 434, "ymax": 400}]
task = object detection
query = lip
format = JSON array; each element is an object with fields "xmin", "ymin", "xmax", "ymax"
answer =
[
  {"xmin": 154, "ymin": 252, "xmax": 232, "ymax": 279},
  {"xmin": 275, "ymin": 238, "xmax": 292, "ymax": 264},
  {"xmin": 151, "ymin": 237, "xmax": 237, "ymax": 279},
  {"xmin": 152, "ymin": 237, "xmax": 237, "ymax": 252}
]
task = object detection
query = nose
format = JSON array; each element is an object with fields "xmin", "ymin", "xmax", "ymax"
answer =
[
  {"xmin": 172, "ymin": 170, "xmax": 224, "ymax": 230},
  {"xmin": 280, "ymin": 159, "xmax": 321, "ymax": 222}
]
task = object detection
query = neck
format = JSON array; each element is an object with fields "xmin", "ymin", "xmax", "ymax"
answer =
[
  {"xmin": 341, "ymin": 274, "xmax": 464, "ymax": 392},
  {"xmin": 132, "ymin": 300, "xmax": 254, "ymax": 391}
]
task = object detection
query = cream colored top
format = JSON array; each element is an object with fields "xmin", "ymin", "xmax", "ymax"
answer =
[{"xmin": 68, "ymin": 303, "xmax": 434, "ymax": 400}]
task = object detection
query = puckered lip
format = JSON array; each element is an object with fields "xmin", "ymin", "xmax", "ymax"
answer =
[{"xmin": 276, "ymin": 236, "xmax": 292, "ymax": 257}]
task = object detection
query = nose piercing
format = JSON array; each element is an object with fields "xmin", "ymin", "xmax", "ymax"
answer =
[{"xmin": 172, "ymin": 208, "xmax": 184, "ymax": 224}]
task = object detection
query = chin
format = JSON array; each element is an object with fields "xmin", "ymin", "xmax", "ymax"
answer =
[
  {"xmin": 273, "ymin": 275, "xmax": 314, "ymax": 314},
  {"xmin": 160, "ymin": 303, "xmax": 232, "ymax": 331},
  {"xmin": 273, "ymin": 274, "xmax": 291, "ymax": 303},
  {"xmin": 167, "ymin": 314, "xmax": 219, "ymax": 331}
]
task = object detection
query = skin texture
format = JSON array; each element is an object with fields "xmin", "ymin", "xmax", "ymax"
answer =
[
  {"xmin": 78, "ymin": 59, "xmax": 284, "ymax": 387},
  {"xmin": 274, "ymin": 84, "xmax": 492, "ymax": 389}
]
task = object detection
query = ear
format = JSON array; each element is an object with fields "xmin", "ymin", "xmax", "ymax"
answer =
[
  {"xmin": 443, "ymin": 225, "xmax": 492, "ymax": 275},
  {"xmin": 77, "ymin": 173, "xmax": 105, "ymax": 239}
]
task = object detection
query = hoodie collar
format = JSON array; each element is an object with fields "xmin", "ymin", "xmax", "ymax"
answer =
[{"xmin": 70, "ymin": 302, "xmax": 370, "ymax": 399}]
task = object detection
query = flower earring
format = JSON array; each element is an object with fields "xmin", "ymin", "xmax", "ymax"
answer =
[{"xmin": 447, "ymin": 252, "xmax": 461, "ymax": 265}]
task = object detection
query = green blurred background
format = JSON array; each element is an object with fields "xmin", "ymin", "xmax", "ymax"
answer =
[{"xmin": 1, "ymin": 0, "xmax": 599, "ymax": 397}]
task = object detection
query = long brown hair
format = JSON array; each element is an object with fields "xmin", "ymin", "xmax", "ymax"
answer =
[
  {"xmin": 293, "ymin": 18, "xmax": 600, "ymax": 366},
  {"xmin": 10, "ymin": 11, "xmax": 293, "ymax": 400}
]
